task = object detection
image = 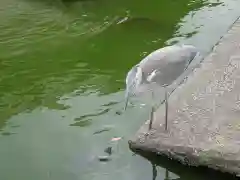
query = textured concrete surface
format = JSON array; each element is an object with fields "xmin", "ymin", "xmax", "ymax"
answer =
[{"xmin": 129, "ymin": 17, "xmax": 240, "ymax": 176}]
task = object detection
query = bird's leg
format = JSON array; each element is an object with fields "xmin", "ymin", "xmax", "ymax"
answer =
[
  {"xmin": 164, "ymin": 88, "xmax": 168, "ymax": 131},
  {"xmin": 144, "ymin": 91, "xmax": 155, "ymax": 137},
  {"xmin": 149, "ymin": 105, "xmax": 154, "ymax": 130},
  {"xmin": 149, "ymin": 90, "xmax": 155, "ymax": 130}
]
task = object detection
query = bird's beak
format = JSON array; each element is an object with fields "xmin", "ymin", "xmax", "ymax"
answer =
[{"xmin": 124, "ymin": 91, "xmax": 129, "ymax": 111}]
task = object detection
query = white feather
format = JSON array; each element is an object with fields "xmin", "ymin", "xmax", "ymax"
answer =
[
  {"xmin": 135, "ymin": 66, "xmax": 143, "ymax": 87},
  {"xmin": 147, "ymin": 69, "xmax": 158, "ymax": 82}
]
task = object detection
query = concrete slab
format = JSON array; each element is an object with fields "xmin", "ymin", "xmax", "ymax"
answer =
[{"xmin": 129, "ymin": 17, "xmax": 240, "ymax": 176}]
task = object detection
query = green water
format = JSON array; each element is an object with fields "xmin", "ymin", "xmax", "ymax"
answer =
[{"xmin": 0, "ymin": 0, "xmax": 240, "ymax": 179}]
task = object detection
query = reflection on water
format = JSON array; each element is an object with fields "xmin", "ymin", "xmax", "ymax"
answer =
[
  {"xmin": 1, "ymin": 0, "xmax": 240, "ymax": 179},
  {"xmin": 151, "ymin": 162, "xmax": 158, "ymax": 180},
  {"xmin": 145, "ymin": 152, "xmax": 239, "ymax": 180},
  {"xmin": 70, "ymin": 108, "xmax": 110, "ymax": 127}
]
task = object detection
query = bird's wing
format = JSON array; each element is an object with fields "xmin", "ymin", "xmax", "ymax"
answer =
[
  {"xmin": 139, "ymin": 45, "xmax": 199, "ymax": 86},
  {"xmin": 140, "ymin": 45, "xmax": 197, "ymax": 71}
]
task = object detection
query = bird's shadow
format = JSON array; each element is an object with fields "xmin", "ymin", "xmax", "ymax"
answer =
[{"xmin": 133, "ymin": 149, "xmax": 238, "ymax": 180}]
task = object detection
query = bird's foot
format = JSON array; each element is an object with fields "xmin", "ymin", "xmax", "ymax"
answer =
[
  {"xmin": 139, "ymin": 132, "xmax": 150, "ymax": 143},
  {"xmin": 143, "ymin": 129, "xmax": 155, "ymax": 137},
  {"xmin": 144, "ymin": 132, "xmax": 150, "ymax": 137},
  {"xmin": 143, "ymin": 127, "xmax": 151, "ymax": 137},
  {"xmin": 139, "ymin": 129, "xmax": 155, "ymax": 144}
]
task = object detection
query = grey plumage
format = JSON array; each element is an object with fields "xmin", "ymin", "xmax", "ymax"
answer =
[{"xmin": 124, "ymin": 44, "xmax": 200, "ymax": 132}]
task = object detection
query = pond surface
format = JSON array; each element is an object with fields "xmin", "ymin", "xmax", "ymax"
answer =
[{"xmin": 0, "ymin": 0, "xmax": 240, "ymax": 179}]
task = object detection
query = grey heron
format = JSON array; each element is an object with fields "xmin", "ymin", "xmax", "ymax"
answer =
[{"xmin": 124, "ymin": 44, "xmax": 199, "ymax": 132}]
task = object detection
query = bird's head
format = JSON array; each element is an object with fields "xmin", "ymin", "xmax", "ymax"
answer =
[{"xmin": 124, "ymin": 64, "xmax": 143, "ymax": 110}]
